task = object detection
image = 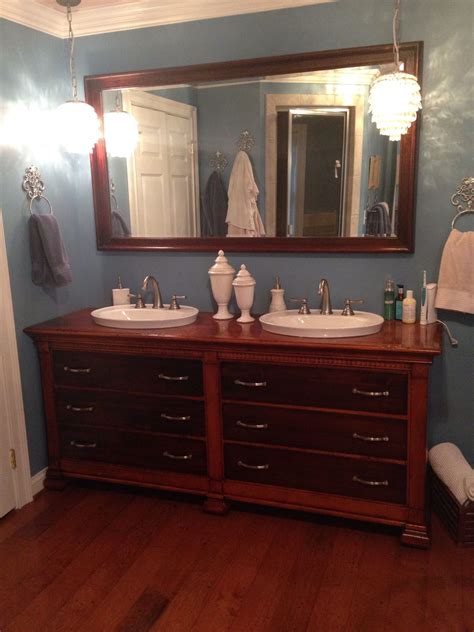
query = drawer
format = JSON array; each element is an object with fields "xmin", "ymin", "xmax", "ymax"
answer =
[
  {"xmin": 224, "ymin": 445, "xmax": 406, "ymax": 504},
  {"xmin": 56, "ymin": 390, "xmax": 205, "ymax": 437},
  {"xmin": 53, "ymin": 351, "xmax": 203, "ymax": 396},
  {"xmin": 223, "ymin": 404, "xmax": 406, "ymax": 460},
  {"xmin": 221, "ymin": 362, "xmax": 407, "ymax": 415},
  {"xmin": 60, "ymin": 425, "xmax": 206, "ymax": 474}
]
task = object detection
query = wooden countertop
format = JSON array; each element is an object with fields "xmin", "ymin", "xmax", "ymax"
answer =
[{"xmin": 24, "ymin": 309, "xmax": 442, "ymax": 360}]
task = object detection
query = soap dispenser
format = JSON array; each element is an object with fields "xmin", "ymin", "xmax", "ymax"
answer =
[
  {"xmin": 269, "ymin": 276, "xmax": 287, "ymax": 312},
  {"xmin": 232, "ymin": 265, "xmax": 256, "ymax": 323},
  {"xmin": 208, "ymin": 250, "xmax": 235, "ymax": 319},
  {"xmin": 112, "ymin": 276, "xmax": 130, "ymax": 306}
]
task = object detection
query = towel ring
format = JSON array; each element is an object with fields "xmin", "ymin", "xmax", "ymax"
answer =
[
  {"xmin": 451, "ymin": 176, "xmax": 473, "ymax": 229},
  {"xmin": 22, "ymin": 166, "xmax": 54, "ymax": 216},
  {"xmin": 29, "ymin": 195, "xmax": 53, "ymax": 216}
]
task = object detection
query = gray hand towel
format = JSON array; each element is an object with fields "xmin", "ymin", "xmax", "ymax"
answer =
[
  {"xmin": 29, "ymin": 214, "xmax": 72, "ymax": 287},
  {"xmin": 111, "ymin": 210, "xmax": 131, "ymax": 237}
]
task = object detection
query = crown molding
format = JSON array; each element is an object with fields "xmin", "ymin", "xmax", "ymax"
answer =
[{"xmin": 1, "ymin": 0, "xmax": 336, "ymax": 38}]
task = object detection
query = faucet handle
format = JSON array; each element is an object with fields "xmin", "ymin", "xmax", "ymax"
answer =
[
  {"xmin": 169, "ymin": 295, "xmax": 186, "ymax": 310},
  {"xmin": 290, "ymin": 298, "xmax": 311, "ymax": 315},
  {"xmin": 341, "ymin": 298, "xmax": 364, "ymax": 316},
  {"xmin": 128, "ymin": 293, "xmax": 146, "ymax": 309}
]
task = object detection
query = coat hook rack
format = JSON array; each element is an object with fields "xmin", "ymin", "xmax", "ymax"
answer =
[
  {"xmin": 209, "ymin": 151, "xmax": 228, "ymax": 173},
  {"xmin": 236, "ymin": 129, "xmax": 254, "ymax": 153}
]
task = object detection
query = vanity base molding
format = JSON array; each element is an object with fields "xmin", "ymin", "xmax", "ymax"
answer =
[{"xmin": 26, "ymin": 311, "xmax": 441, "ymax": 548}]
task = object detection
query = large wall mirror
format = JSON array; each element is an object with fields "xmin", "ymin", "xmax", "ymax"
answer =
[{"xmin": 86, "ymin": 42, "xmax": 422, "ymax": 252}]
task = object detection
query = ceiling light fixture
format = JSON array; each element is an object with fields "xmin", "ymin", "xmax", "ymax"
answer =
[
  {"xmin": 56, "ymin": 0, "xmax": 99, "ymax": 154},
  {"xmin": 104, "ymin": 94, "xmax": 139, "ymax": 158},
  {"xmin": 368, "ymin": 0, "xmax": 422, "ymax": 141}
]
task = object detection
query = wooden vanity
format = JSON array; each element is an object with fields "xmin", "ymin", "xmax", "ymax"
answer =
[{"xmin": 25, "ymin": 310, "xmax": 442, "ymax": 547}]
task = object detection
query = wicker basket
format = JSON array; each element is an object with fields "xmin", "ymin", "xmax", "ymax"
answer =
[{"xmin": 430, "ymin": 467, "xmax": 474, "ymax": 546}]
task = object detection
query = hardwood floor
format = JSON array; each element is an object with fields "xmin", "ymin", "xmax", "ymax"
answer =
[{"xmin": 0, "ymin": 483, "xmax": 472, "ymax": 632}]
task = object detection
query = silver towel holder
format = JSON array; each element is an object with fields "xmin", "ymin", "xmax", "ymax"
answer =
[
  {"xmin": 23, "ymin": 166, "xmax": 53, "ymax": 215},
  {"xmin": 209, "ymin": 151, "xmax": 228, "ymax": 173},
  {"xmin": 236, "ymin": 129, "xmax": 255, "ymax": 153},
  {"xmin": 451, "ymin": 176, "xmax": 473, "ymax": 229}
]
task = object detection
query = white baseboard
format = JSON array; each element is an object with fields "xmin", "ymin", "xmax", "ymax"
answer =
[{"xmin": 31, "ymin": 468, "xmax": 47, "ymax": 497}]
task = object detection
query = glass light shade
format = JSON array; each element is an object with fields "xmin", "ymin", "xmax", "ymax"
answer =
[
  {"xmin": 103, "ymin": 110, "xmax": 139, "ymax": 158},
  {"xmin": 56, "ymin": 100, "xmax": 100, "ymax": 154},
  {"xmin": 368, "ymin": 71, "xmax": 422, "ymax": 141}
]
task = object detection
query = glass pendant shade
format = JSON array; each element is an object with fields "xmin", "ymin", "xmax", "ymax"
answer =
[
  {"xmin": 369, "ymin": 72, "xmax": 422, "ymax": 141},
  {"xmin": 56, "ymin": 100, "xmax": 100, "ymax": 154},
  {"xmin": 104, "ymin": 109, "xmax": 139, "ymax": 158}
]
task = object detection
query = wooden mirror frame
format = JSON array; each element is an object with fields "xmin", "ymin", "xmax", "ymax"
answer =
[{"xmin": 85, "ymin": 41, "xmax": 422, "ymax": 253}]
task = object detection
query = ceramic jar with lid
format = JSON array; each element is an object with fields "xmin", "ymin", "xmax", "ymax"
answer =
[
  {"xmin": 208, "ymin": 250, "xmax": 235, "ymax": 319},
  {"xmin": 232, "ymin": 264, "xmax": 256, "ymax": 323}
]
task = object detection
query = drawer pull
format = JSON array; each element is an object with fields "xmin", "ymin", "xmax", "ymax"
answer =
[
  {"xmin": 353, "ymin": 432, "xmax": 389, "ymax": 443},
  {"xmin": 352, "ymin": 387, "xmax": 389, "ymax": 398},
  {"xmin": 66, "ymin": 405, "xmax": 94, "ymax": 413},
  {"xmin": 234, "ymin": 379, "xmax": 267, "ymax": 388},
  {"xmin": 352, "ymin": 475, "xmax": 388, "ymax": 487},
  {"xmin": 236, "ymin": 420, "xmax": 269, "ymax": 430},
  {"xmin": 63, "ymin": 366, "xmax": 91, "ymax": 374},
  {"xmin": 163, "ymin": 451, "xmax": 193, "ymax": 460},
  {"xmin": 237, "ymin": 460, "xmax": 269, "ymax": 471},
  {"xmin": 160, "ymin": 413, "xmax": 191, "ymax": 422},
  {"xmin": 70, "ymin": 440, "xmax": 97, "ymax": 449},
  {"xmin": 158, "ymin": 373, "xmax": 189, "ymax": 382}
]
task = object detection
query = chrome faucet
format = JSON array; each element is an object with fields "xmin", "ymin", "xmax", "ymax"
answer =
[
  {"xmin": 142, "ymin": 274, "xmax": 164, "ymax": 309},
  {"xmin": 318, "ymin": 278, "xmax": 333, "ymax": 314}
]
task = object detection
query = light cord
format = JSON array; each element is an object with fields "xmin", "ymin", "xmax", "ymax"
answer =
[
  {"xmin": 392, "ymin": 0, "xmax": 401, "ymax": 70},
  {"xmin": 66, "ymin": 3, "xmax": 78, "ymax": 100}
]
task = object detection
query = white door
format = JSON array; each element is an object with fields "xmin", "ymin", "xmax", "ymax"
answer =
[
  {"xmin": 123, "ymin": 91, "xmax": 199, "ymax": 237},
  {"xmin": 0, "ymin": 209, "xmax": 32, "ymax": 517}
]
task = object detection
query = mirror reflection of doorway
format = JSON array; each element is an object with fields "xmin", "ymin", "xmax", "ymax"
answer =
[{"xmin": 276, "ymin": 107, "xmax": 349, "ymax": 237}]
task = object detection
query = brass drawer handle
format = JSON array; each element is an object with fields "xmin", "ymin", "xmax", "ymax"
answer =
[
  {"xmin": 160, "ymin": 413, "xmax": 191, "ymax": 422},
  {"xmin": 234, "ymin": 379, "xmax": 267, "ymax": 388},
  {"xmin": 353, "ymin": 432, "xmax": 389, "ymax": 443},
  {"xmin": 352, "ymin": 387, "xmax": 389, "ymax": 397},
  {"xmin": 158, "ymin": 373, "xmax": 189, "ymax": 382},
  {"xmin": 236, "ymin": 420, "xmax": 269, "ymax": 430},
  {"xmin": 66, "ymin": 405, "xmax": 94, "ymax": 413},
  {"xmin": 238, "ymin": 460, "xmax": 269, "ymax": 471},
  {"xmin": 63, "ymin": 366, "xmax": 91, "ymax": 374},
  {"xmin": 352, "ymin": 475, "xmax": 388, "ymax": 487},
  {"xmin": 163, "ymin": 451, "xmax": 193, "ymax": 460},
  {"xmin": 70, "ymin": 440, "xmax": 97, "ymax": 449}
]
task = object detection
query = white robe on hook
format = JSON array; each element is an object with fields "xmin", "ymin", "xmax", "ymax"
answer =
[{"xmin": 226, "ymin": 150, "xmax": 265, "ymax": 237}]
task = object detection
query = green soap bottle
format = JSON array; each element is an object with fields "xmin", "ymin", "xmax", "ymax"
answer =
[
  {"xmin": 383, "ymin": 278, "xmax": 395, "ymax": 320},
  {"xmin": 395, "ymin": 284, "xmax": 405, "ymax": 320}
]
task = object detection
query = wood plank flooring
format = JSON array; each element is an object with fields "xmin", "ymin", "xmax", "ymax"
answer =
[{"xmin": 0, "ymin": 482, "xmax": 472, "ymax": 632}]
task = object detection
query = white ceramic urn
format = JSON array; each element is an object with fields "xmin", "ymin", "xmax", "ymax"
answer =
[
  {"xmin": 232, "ymin": 264, "xmax": 256, "ymax": 323},
  {"xmin": 208, "ymin": 250, "xmax": 235, "ymax": 319}
]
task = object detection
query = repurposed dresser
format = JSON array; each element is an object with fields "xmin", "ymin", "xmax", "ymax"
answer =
[{"xmin": 26, "ymin": 310, "xmax": 442, "ymax": 547}]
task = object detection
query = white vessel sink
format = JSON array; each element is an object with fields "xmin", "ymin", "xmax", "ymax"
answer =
[
  {"xmin": 91, "ymin": 304, "xmax": 199, "ymax": 330},
  {"xmin": 259, "ymin": 310, "xmax": 384, "ymax": 338}
]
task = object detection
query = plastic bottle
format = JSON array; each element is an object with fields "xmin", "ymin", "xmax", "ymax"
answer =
[
  {"xmin": 383, "ymin": 278, "xmax": 395, "ymax": 320},
  {"xmin": 402, "ymin": 290, "xmax": 417, "ymax": 324},
  {"xmin": 395, "ymin": 284, "xmax": 404, "ymax": 321}
]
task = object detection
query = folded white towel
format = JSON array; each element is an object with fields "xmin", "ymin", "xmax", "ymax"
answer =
[
  {"xmin": 464, "ymin": 472, "xmax": 474, "ymax": 501},
  {"xmin": 435, "ymin": 229, "xmax": 474, "ymax": 314},
  {"xmin": 429, "ymin": 442, "xmax": 473, "ymax": 504}
]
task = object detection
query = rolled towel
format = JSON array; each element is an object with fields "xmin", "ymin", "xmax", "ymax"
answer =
[
  {"xmin": 464, "ymin": 472, "xmax": 474, "ymax": 502},
  {"xmin": 429, "ymin": 442, "xmax": 473, "ymax": 504}
]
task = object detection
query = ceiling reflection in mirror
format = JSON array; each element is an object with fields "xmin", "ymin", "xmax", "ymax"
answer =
[{"xmin": 102, "ymin": 64, "xmax": 400, "ymax": 240}]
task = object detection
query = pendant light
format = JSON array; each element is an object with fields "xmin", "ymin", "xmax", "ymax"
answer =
[
  {"xmin": 104, "ymin": 94, "xmax": 139, "ymax": 158},
  {"xmin": 368, "ymin": 0, "xmax": 422, "ymax": 141},
  {"xmin": 56, "ymin": 0, "xmax": 99, "ymax": 154}
]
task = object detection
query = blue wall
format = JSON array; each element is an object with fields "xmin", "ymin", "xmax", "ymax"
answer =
[{"xmin": 1, "ymin": 0, "xmax": 473, "ymax": 475}]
